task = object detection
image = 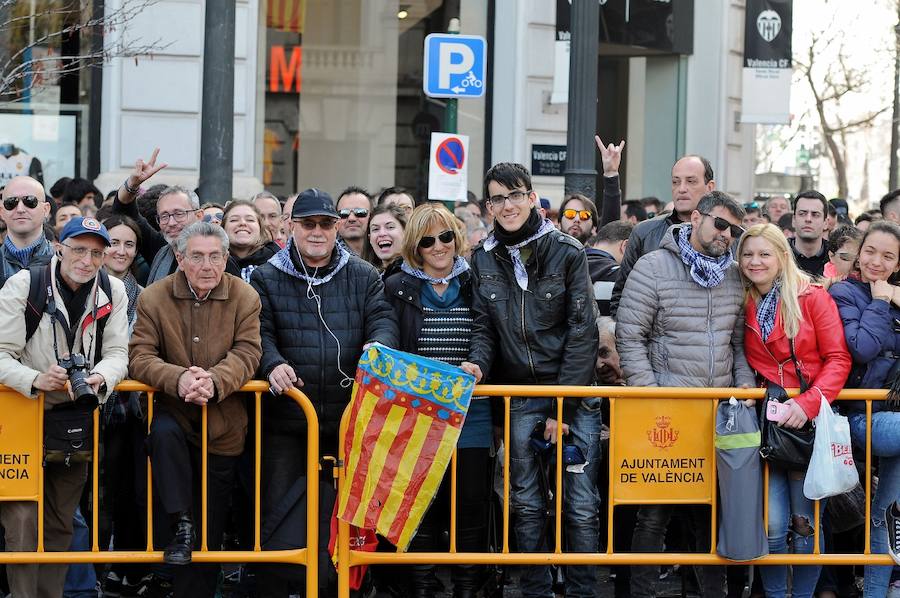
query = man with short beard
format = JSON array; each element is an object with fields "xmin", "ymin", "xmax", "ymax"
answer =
[
  {"xmin": 557, "ymin": 194, "xmax": 598, "ymax": 243},
  {"xmin": 790, "ymin": 190, "xmax": 830, "ymax": 277},
  {"xmin": 616, "ymin": 190, "xmax": 754, "ymax": 598},
  {"xmin": 112, "ymin": 149, "xmax": 203, "ymax": 284}
]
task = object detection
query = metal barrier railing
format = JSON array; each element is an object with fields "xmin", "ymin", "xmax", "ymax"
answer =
[
  {"xmin": 0, "ymin": 381, "xmax": 319, "ymax": 598},
  {"xmin": 335, "ymin": 385, "xmax": 893, "ymax": 598}
]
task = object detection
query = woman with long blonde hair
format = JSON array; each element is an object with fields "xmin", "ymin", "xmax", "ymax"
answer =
[{"xmin": 737, "ymin": 223, "xmax": 851, "ymax": 598}]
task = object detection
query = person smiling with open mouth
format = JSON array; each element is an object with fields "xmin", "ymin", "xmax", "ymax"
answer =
[{"xmin": 362, "ymin": 203, "xmax": 407, "ymax": 276}]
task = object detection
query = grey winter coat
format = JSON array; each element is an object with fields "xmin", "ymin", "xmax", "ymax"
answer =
[{"xmin": 615, "ymin": 224, "xmax": 755, "ymax": 389}]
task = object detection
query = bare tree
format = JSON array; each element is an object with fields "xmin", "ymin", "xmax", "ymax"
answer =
[
  {"xmin": 0, "ymin": 0, "xmax": 165, "ymax": 101},
  {"xmin": 795, "ymin": 12, "xmax": 890, "ymax": 198}
]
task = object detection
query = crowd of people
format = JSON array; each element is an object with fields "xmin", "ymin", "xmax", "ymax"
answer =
[{"xmin": 0, "ymin": 138, "xmax": 898, "ymax": 598}]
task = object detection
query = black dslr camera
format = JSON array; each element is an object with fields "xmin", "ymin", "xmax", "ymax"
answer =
[{"xmin": 58, "ymin": 353, "xmax": 97, "ymax": 404}]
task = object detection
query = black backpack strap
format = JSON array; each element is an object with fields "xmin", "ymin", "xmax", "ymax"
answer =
[
  {"xmin": 92, "ymin": 269, "xmax": 112, "ymax": 363},
  {"xmin": 25, "ymin": 264, "xmax": 51, "ymax": 343}
]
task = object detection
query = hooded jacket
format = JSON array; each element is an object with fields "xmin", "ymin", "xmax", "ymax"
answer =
[
  {"xmin": 250, "ymin": 240, "xmax": 398, "ymax": 447},
  {"xmin": 0, "ymin": 256, "xmax": 130, "ymax": 407},
  {"xmin": 616, "ymin": 224, "xmax": 755, "ymax": 389},
  {"xmin": 744, "ymin": 284, "xmax": 851, "ymax": 419}
]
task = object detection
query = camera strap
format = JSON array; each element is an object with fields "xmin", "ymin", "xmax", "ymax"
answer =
[{"xmin": 43, "ymin": 269, "xmax": 97, "ymax": 366}]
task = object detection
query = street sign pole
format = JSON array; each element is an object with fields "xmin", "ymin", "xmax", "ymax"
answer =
[{"xmin": 444, "ymin": 19, "xmax": 459, "ymax": 210}]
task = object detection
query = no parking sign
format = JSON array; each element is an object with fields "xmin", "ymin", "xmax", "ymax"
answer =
[{"xmin": 428, "ymin": 132, "xmax": 469, "ymax": 201}]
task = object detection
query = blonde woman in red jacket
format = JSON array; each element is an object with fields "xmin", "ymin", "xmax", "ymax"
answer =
[{"xmin": 737, "ymin": 223, "xmax": 852, "ymax": 598}]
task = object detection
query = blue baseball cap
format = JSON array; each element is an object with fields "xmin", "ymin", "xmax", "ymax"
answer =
[{"xmin": 59, "ymin": 217, "xmax": 111, "ymax": 246}]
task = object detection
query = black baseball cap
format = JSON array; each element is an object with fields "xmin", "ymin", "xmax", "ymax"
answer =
[{"xmin": 291, "ymin": 188, "xmax": 338, "ymax": 219}]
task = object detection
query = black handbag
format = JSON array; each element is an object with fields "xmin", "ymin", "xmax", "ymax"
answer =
[
  {"xmin": 758, "ymin": 340, "xmax": 816, "ymax": 471},
  {"xmin": 43, "ymin": 397, "xmax": 97, "ymax": 466}
]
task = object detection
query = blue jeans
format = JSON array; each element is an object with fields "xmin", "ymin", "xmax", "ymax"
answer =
[
  {"xmin": 758, "ymin": 466, "xmax": 825, "ymax": 598},
  {"xmin": 63, "ymin": 506, "xmax": 97, "ymax": 598},
  {"xmin": 849, "ymin": 411, "xmax": 900, "ymax": 598},
  {"xmin": 508, "ymin": 396, "xmax": 603, "ymax": 598}
]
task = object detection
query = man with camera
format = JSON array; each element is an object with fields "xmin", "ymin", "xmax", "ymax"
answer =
[
  {"xmin": 129, "ymin": 221, "xmax": 261, "ymax": 597},
  {"xmin": 460, "ymin": 163, "xmax": 601, "ymax": 598},
  {"xmin": 0, "ymin": 216, "xmax": 130, "ymax": 597}
]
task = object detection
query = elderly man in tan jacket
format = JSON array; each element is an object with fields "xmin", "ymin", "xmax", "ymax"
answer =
[
  {"xmin": 0, "ymin": 216, "xmax": 129, "ymax": 598},
  {"xmin": 129, "ymin": 221, "xmax": 261, "ymax": 598}
]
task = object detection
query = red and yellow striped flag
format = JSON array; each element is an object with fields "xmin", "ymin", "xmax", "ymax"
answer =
[
  {"xmin": 266, "ymin": 0, "xmax": 305, "ymax": 33},
  {"xmin": 338, "ymin": 344, "xmax": 475, "ymax": 550}
]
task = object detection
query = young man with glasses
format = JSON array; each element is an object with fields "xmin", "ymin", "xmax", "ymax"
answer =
[
  {"xmin": 460, "ymin": 162, "xmax": 601, "ymax": 598},
  {"xmin": 558, "ymin": 194, "xmax": 598, "ymax": 243},
  {"xmin": 0, "ymin": 175, "xmax": 54, "ymax": 287},
  {"xmin": 129, "ymin": 221, "xmax": 261, "ymax": 597},
  {"xmin": 0, "ymin": 216, "xmax": 129, "ymax": 597},
  {"xmin": 112, "ymin": 149, "xmax": 204, "ymax": 284},
  {"xmin": 249, "ymin": 188, "xmax": 397, "ymax": 596},
  {"xmin": 335, "ymin": 185, "xmax": 372, "ymax": 256},
  {"xmin": 616, "ymin": 190, "xmax": 753, "ymax": 598}
]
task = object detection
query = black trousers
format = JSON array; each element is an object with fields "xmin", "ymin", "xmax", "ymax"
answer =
[
  {"xmin": 147, "ymin": 410, "xmax": 238, "ymax": 598},
  {"xmin": 254, "ymin": 429, "xmax": 337, "ymax": 598}
]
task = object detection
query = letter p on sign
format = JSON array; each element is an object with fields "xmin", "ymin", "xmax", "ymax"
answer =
[{"xmin": 439, "ymin": 43, "xmax": 474, "ymax": 88}]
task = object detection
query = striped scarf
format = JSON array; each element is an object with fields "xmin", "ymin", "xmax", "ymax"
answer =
[
  {"xmin": 676, "ymin": 225, "xmax": 734, "ymax": 289},
  {"xmin": 484, "ymin": 218, "xmax": 557, "ymax": 290},
  {"xmin": 400, "ymin": 256, "xmax": 469, "ymax": 285},
  {"xmin": 755, "ymin": 279, "xmax": 780, "ymax": 341}
]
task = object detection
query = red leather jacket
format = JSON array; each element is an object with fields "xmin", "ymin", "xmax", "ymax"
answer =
[{"xmin": 744, "ymin": 284, "xmax": 851, "ymax": 419}]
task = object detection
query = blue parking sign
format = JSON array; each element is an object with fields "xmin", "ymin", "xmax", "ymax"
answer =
[{"xmin": 423, "ymin": 34, "xmax": 487, "ymax": 99}]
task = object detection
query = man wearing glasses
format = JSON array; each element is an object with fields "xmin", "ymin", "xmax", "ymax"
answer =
[
  {"xmin": 334, "ymin": 185, "xmax": 372, "ymax": 255},
  {"xmin": 113, "ymin": 149, "xmax": 204, "ymax": 284},
  {"xmin": 250, "ymin": 188, "xmax": 397, "ymax": 596},
  {"xmin": 616, "ymin": 191, "xmax": 754, "ymax": 598},
  {"xmin": 129, "ymin": 221, "xmax": 262, "ymax": 596},
  {"xmin": 557, "ymin": 194, "xmax": 599, "ymax": 244},
  {"xmin": 0, "ymin": 175, "xmax": 54, "ymax": 287},
  {"xmin": 461, "ymin": 162, "xmax": 601, "ymax": 598},
  {"xmin": 0, "ymin": 216, "xmax": 129, "ymax": 597}
]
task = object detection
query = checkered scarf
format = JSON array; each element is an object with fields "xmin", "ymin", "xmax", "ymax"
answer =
[
  {"xmin": 755, "ymin": 279, "xmax": 780, "ymax": 341},
  {"xmin": 676, "ymin": 225, "xmax": 734, "ymax": 289}
]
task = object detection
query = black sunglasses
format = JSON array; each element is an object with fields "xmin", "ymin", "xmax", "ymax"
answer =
[
  {"xmin": 339, "ymin": 208, "xmax": 369, "ymax": 219},
  {"xmin": 3, "ymin": 195, "xmax": 40, "ymax": 210},
  {"xmin": 418, "ymin": 229, "xmax": 454, "ymax": 249},
  {"xmin": 700, "ymin": 212, "xmax": 744, "ymax": 238}
]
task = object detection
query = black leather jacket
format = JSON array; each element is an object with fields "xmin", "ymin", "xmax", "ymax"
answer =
[{"xmin": 468, "ymin": 230, "xmax": 598, "ymax": 420}]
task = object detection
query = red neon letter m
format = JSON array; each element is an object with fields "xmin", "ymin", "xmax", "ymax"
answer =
[{"xmin": 270, "ymin": 45, "xmax": 302, "ymax": 92}]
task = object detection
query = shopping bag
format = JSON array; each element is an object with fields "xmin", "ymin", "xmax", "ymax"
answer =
[
  {"xmin": 327, "ymin": 499, "xmax": 378, "ymax": 590},
  {"xmin": 804, "ymin": 394, "xmax": 859, "ymax": 500}
]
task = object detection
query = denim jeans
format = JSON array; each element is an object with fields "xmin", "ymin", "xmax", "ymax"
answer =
[
  {"xmin": 758, "ymin": 466, "xmax": 825, "ymax": 598},
  {"xmin": 63, "ymin": 507, "xmax": 97, "ymax": 598},
  {"xmin": 849, "ymin": 411, "xmax": 900, "ymax": 598},
  {"xmin": 509, "ymin": 396, "xmax": 603, "ymax": 598},
  {"xmin": 630, "ymin": 504, "xmax": 725, "ymax": 598}
]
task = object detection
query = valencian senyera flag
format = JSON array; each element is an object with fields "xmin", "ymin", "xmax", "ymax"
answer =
[{"xmin": 338, "ymin": 343, "xmax": 475, "ymax": 551}]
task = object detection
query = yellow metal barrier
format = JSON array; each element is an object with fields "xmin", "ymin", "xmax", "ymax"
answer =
[
  {"xmin": 0, "ymin": 381, "xmax": 319, "ymax": 598},
  {"xmin": 336, "ymin": 385, "xmax": 893, "ymax": 598}
]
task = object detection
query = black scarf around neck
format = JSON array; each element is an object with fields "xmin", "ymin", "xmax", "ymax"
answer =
[{"xmin": 493, "ymin": 208, "xmax": 541, "ymax": 246}]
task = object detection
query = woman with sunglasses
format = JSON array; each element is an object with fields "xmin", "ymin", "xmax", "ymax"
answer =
[
  {"xmin": 830, "ymin": 221, "xmax": 900, "ymax": 598},
  {"xmin": 383, "ymin": 204, "xmax": 492, "ymax": 598},
  {"xmin": 737, "ymin": 223, "xmax": 850, "ymax": 598},
  {"xmin": 362, "ymin": 203, "xmax": 407, "ymax": 276},
  {"xmin": 221, "ymin": 200, "xmax": 281, "ymax": 283}
]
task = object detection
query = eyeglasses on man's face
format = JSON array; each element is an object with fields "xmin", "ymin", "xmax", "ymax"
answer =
[
  {"xmin": 3, "ymin": 195, "xmax": 40, "ymax": 210},
  {"xmin": 293, "ymin": 218, "xmax": 338, "ymax": 231},
  {"xmin": 61, "ymin": 243, "xmax": 105, "ymax": 260},
  {"xmin": 487, "ymin": 190, "xmax": 531, "ymax": 208},
  {"xmin": 184, "ymin": 252, "xmax": 226, "ymax": 266},
  {"xmin": 157, "ymin": 209, "xmax": 198, "ymax": 225},
  {"xmin": 700, "ymin": 212, "xmax": 744, "ymax": 238},
  {"xmin": 339, "ymin": 208, "xmax": 369, "ymax": 219},
  {"xmin": 562, "ymin": 208, "xmax": 592, "ymax": 222}
]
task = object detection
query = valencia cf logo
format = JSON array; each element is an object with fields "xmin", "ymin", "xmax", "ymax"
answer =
[
  {"xmin": 647, "ymin": 416, "xmax": 679, "ymax": 449},
  {"xmin": 757, "ymin": 10, "xmax": 782, "ymax": 43}
]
